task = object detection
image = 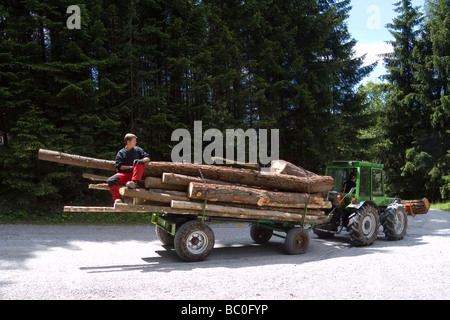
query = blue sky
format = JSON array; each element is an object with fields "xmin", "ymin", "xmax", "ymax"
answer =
[{"xmin": 347, "ymin": 0, "xmax": 426, "ymax": 84}]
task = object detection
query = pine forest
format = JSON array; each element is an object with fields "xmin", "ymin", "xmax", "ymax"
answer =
[{"xmin": 0, "ymin": 0, "xmax": 449, "ymax": 213}]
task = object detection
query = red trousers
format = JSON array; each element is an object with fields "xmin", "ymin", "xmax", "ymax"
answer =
[{"xmin": 107, "ymin": 163, "xmax": 145, "ymax": 201}]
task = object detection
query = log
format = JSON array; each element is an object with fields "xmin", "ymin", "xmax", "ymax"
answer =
[
  {"xmin": 188, "ymin": 182, "xmax": 330, "ymax": 208},
  {"xmin": 82, "ymin": 173, "xmax": 109, "ymax": 181},
  {"xmin": 170, "ymin": 200, "xmax": 327, "ymax": 224},
  {"xmin": 162, "ymin": 172, "xmax": 234, "ymax": 187},
  {"xmin": 144, "ymin": 176, "xmax": 187, "ymax": 191},
  {"xmin": 119, "ymin": 188, "xmax": 189, "ymax": 203},
  {"xmin": 38, "ymin": 149, "xmax": 116, "ymax": 171},
  {"xmin": 146, "ymin": 162, "xmax": 334, "ymax": 193},
  {"xmin": 38, "ymin": 149, "xmax": 334, "ymax": 193},
  {"xmin": 270, "ymin": 160, "xmax": 318, "ymax": 177},
  {"xmin": 193, "ymin": 201, "xmax": 328, "ymax": 215},
  {"xmin": 64, "ymin": 206, "xmax": 116, "ymax": 212},
  {"xmin": 88, "ymin": 183, "xmax": 109, "ymax": 190},
  {"xmin": 401, "ymin": 198, "xmax": 430, "ymax": 214}
]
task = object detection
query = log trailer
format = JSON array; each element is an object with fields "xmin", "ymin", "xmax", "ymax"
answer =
[{"xmin": 38, "ymin": 150, "xmax": 428, "ymax": 262}]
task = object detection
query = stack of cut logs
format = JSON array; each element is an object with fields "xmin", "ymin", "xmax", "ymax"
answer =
[{"xmin": 38, "ymin": 149, "xmax": 334, "ymax": 224}]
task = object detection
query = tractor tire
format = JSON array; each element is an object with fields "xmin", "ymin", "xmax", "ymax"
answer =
[
  {"xmin": 156, "ymin": 226, "xmax": 174, "ymax": 246},
  {"xmin": 284, "ymin": 228, "xmax": 310, "ymax": 255},
  {"xmin": 381, "ymin": 203, "xmax": 408, "ymax": 241},
  {"xmin": 250, "ymin": 224, "xmax": 273, "ymax": 244},
  {"xmin": 349, "ymin": 204, "xmax": 380, "ymax": 247},
  {"xmin": 174, "ymin": 220, "xmax": 215, "ymax": 262}
]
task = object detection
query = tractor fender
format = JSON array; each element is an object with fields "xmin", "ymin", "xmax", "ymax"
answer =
[
  {"xmin": 356, "ymin": 200, "xmax": 378, "ymax": 210},
  {"xmin": 347, "ymin": 200, "xmax": 379, "ymax": 213}
]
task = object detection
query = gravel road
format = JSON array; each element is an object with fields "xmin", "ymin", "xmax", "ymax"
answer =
[{"xmin": 1, "ymin": 209, "xmax": 449, "ymax": 300}]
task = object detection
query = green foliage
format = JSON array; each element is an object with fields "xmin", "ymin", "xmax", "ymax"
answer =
[
  {"xmin": 360, "ymin": 0, "xmax": 450, "ymax": 202},
  {"xmin": 2, "ymin": 0, "xmax": 447, "ymax": 218}
]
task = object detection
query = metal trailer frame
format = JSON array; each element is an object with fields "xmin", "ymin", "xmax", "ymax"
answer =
[{"xmin": 149, "ymin": 211, "xmax": 315, "ymax": 262}]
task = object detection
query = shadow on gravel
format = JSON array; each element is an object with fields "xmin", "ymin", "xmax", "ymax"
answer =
[
  {"xmin": 1, "ymin": 210, "xmax": 448, "ymax": 274},
  {"xmin": 79, "ymin": 216, "xmax": 434, "ymax": 274}
]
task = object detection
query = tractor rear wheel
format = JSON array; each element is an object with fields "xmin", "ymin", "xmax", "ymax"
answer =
[
  {"xmin": 382, "ymin": 203, "xmax": 408, "ymax": 241},
  {"xmin": 349, "ymin": 205, "xmax": 380, "ymax": 246}
]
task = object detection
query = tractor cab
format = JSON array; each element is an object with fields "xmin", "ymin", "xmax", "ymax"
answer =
[{"xmin": 325, "ymin": 160, "xmax": 393, "ymax": 210}]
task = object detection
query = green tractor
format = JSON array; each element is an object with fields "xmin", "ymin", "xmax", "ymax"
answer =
[{"xmin": 313, "ymin": 161, "xmax": 408, "ymax": 246}]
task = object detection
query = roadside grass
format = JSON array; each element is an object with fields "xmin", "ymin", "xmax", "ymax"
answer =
[
  {"xmin": 430, "ymin": 201, "xmax": 450, "ymax": 212},
  {"xmin": 0, "ymin": 209, "xmax": 154, "ymax": 225}
]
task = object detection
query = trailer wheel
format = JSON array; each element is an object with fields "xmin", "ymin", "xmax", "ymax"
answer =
[
  {"xmin": 174, "ymin": 220, "xmax": 215, "ymax": 262},
  {"xmin": 381, "ymin": 203, "xmax": 408, "ymax": 241},
  {"xmin": 284, "ymin": 228, "xmax": 310, "ymax": 255},
  {"xmin": 250, "ymin": 225, "xmax": 273, "ymax": 244},
  {"xmin": 155, "ymin": 226, "xmax": 174, "ymax": 246}
]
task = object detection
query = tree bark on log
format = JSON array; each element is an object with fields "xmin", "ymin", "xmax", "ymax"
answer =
[
  {"xmin": 38, "ymin": 149, "xmax": 334, "ymax": 193},
  {"xmin": 270, "ymin": 160, "xmax": 318, "ymax": 177},
  {"xmin": 144, "ymin": 176, "xmax": 187, "ymax": 191},
  {"xmin": 162, "ymin": 172, "xmax": 234, "ymax": 187},
  {"xmin": 188, "ymin": 182, "xmax": 330, "ymax": 208},
  {"xmin": 146, "ymin": 162, "xmax": 334, "ymax": 193},
  {"xmin": 38, "ymin": 149, "xmax": 116, "ymax": 171}
]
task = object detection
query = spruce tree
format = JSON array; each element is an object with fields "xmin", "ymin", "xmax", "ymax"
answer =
[
  {"xmin": 381, "ymin": 0, "xmax": 423, "ymax": 198},
  {"xmin": 405, "ymin": 0, "xmax": 450, "ymax": 201}
]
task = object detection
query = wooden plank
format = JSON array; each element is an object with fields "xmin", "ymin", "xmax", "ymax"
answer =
[
  {"xmin": 119, "ymin": 188, "xmax": 189, "ymax": 203},
  {"xmin": 170, "ymin": 200, "xmax": 327, "ymax": 223},
  {"xmin": 63, "ymin": 206, "xmax": 116, "ymax": 212},
  {"xmin": 82, "ymin": 173, "xmax": 109, "ymax": 182}
]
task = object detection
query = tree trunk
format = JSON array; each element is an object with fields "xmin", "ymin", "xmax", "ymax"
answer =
[
  {"xmin": 38, "ymin": 149, "xmax": 116, "ymax": 171},
  {"xmin": 38, "ymin": 149, "xmax": 334, "ymax": 193},
  {"xmin": 270, "ymin": 160, "xmax": 318, "ymax": 177},
  {"xmin": 162, "ymin": 172, "xmax": 234, "ymax": 187},
  {"xmin": 144, "ymin": 176, "xmax": 187, "ymax": 191},
  {"xmin": 401, "ymin": 198, "xmax": 430, "ymax": 214},
  {"xmin": 188, "ymin": 182, "xmax": 330, "ymax": 208}
]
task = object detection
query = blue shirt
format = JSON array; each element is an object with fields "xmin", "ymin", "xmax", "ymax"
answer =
[{"xmin": 115, "ymin": 146, "xmax": 150, "ymax": 173}]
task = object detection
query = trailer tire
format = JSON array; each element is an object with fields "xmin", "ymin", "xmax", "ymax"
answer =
[
  {"xmin": 284, "ymin": 228, "xmax": 310, "ymax": 255},
  {"xmin": 174, "ymin": 220, "xmax": 215, "ymax": 262},
  {"xmin": 156, "ymin": 226, "xmax": 174, "ymax": 246},
  {"xmin": 250, "ymin": 225, "xmax": 273, "ymax": 244}
]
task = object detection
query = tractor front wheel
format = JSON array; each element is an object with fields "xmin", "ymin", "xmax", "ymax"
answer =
[{"xmin": 382, "ymin": 203, "xmax": 408, "ymax": 241}]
